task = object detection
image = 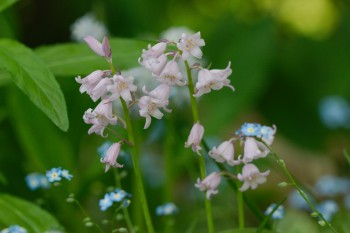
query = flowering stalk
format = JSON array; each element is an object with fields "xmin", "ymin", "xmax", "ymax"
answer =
[
  {"xmin": 236, "ymin": 175, "xmax": 245, "ymax": 229},
  {"xmin": 185, "ymin": 60, "xmax": 214, "ymax": 233},
  {"xmin": 259, "ymin": 140, "xmax": 338, "ymax": 233},
  {"xmin": 113, "ymin": 169, "xmax": 135, "ymax": 233},
  {"xmin": 120, "ymin": 97, "xmax": 155, "ymax": 233}
]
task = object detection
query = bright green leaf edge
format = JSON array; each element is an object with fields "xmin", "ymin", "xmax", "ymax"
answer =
[
  {"xmin": 35, "ymin": 37, "xmax": 150, "ymax": 77},
  {"xmin": 0, "ymin": 39, "xmax": 69, "ymax": 131},
  {"xmin": 0, "ymin": 0, "xmax": 18, "ymax": 13},
  {"xmin": 0, "ymin": 193, "xmax": 64, "ymax": 232}
]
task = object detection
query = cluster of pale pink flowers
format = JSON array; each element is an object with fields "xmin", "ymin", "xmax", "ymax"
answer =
[
  {"xmin": 195, "ymin": 123, "xmax": 276, "ymax": 199},
  {"xmin": 138, "ymin": 32, "xmax": 234, "ymax": 129},
  {"xmin": 76, "ymin": 32, "xmax": 235, "ymax": 173}
]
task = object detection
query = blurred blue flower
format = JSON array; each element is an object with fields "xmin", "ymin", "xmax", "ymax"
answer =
[
  {"xmin": 109, "ymin": 189, "xmax": 129, "ymax": 202},
  {"xmin": 156, "ymin": 202, "xmax": 178, "ymax": 216},
  {"xmin": 236, "ymin": 123, "xmax": 261, "ymax": 137},
  {"xmin": 99, "ymin": 193, "xmax": 113, "ymax": 211},
  {"xmin": 316, "ymin": 200, "xmax": 339, "ymax": 221},
  {"xmin": 288, "ymin": 189, "xmax": 314, "ymax": 210},
  {"xmin": 25, "ymin": 173, "xmax": 50, "ymax": 191},
  {"xmin": 314, "ymin": 175, "xmax": 350, "ymax": 197},
  {"xmin": 61, "ymin": 169, "xmax": 73, "ymax": 181},
  {"xmin": 319, "ymin": 96, "xmax": 350, "ymax": 129},
  {"xmin": 264, "ymin": 203, "xmax": 285, "ymax": 220},
  {"xmin": 46, "ymin": 168, "xmax": 73, "ymax": 183},
  {"xmin": 46, "ymin": 168, "xmax": 62, "ymax": 183},
  {"xmin": 99, "ymin": 188, "xmax": 131, "ymax": 211},
  {"xmin": 1, "ymin": 225, "xmax": 27, "ymax": 233},
  {"xmin": 97, "ymin": 141, "xmax": 112, "ymax": 158}
]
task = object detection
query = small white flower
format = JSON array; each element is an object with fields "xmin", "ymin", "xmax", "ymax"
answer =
[
  {"xmin": 194, "ymin": 62, "xmax": 234, "ymax": 97},
  {"xmin": 209, "ymin": 139, "xmax": 239, "ymax": 166},
  {"xmin": 100, "ymin": 142, "xmax": 123, "ymax": 172},
  {"xmin": 90, "ymin": 77, "xmax": 113, "ymax": 102},
  {"xmin": 75, "ymin": 70, "xmax": 110, "ymax": 95},
  {"xmin": 177, "ymin": 32, "xmax": 205, "ymax": 60},
  {"xmin": 184, "ymin": 123, "xmax": 204, "ymax": 155},
  {"xmin": 155, "ymin": 60, "xmax": 186, "ymax": 86},
  {"xmin": 83, "ymin": 100, "xmax": 117, "ymax": 136},
  {"xmin": 138, "ymin": 84, "xmax": 171, "ymax": 129},
  {"xmin": 195, "ymin": 172, "xmax": 221, "ymax": 199},
  {"xmin": 106, "ymin": 74, "xmax": 137, "ymax": 102},
  {"xmin": 139, "ymin": 42, "xmax": 167, "ymax": 62},
  {"xmin": 239, "ymin": 137, "xmax": 269, "ymax": 164},
  {"xmin": 238, "ymin": 163, "xmax": 270, "ymax": 192}
]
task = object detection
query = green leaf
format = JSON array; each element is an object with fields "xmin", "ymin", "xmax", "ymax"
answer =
[
  {"xmin": 0, "ymin": 193, "xmax": 64, "ymax": 232},
  {"xmin": 0, "ymin": 39, "xmax": 68, "ymax": 131},
  {"xmin": 7, "ymin": 87, "xmax": 74, "ymax": 170},
  {"xmin": 0, "ymin": 0, "xmax": 17, "ymax": 13},
  {"xmin": 35, "ymin": 38, "xmax": 149, "ymax": 77}
]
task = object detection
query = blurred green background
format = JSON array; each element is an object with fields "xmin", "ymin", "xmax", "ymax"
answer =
[{"xmin": 1, "ymin": 0, "xmax": 350, "ymax": 232}]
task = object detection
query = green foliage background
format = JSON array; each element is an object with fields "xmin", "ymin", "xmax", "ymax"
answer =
[{"xmin": 0, "ymin": 0, "xmax": 349, "ymax": 232}]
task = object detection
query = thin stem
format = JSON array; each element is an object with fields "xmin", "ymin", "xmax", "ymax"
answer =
[
  {"xmin": 260, "ymin": 140, "xmax": 338, "ymax": 233},
  {"xmin": 120, "ymin": 97, "xmax": 155, "ymax": 233},
  {"xmin": 75, "ymin": 200, "xmax": 105, "ymax": 233},
  {"xmin": 113, "ymin": 169, "xmax": 135, "ymax": 233},
  {"xmin": 62, "ymin": 185, "xmax": 105, "ymax": 233},
  {"xmin": 184, "ymin": 60, "xmax": 214, "ymax": 233},
  {"xmin": 237, "ymin": 188, "xmax": 245, "ymax": 229},
  {"xmin": 201, "ymin": 140, "xmax": 266, "ymax": 224},
  {"xmin": 184, "ymin": 61, "xmax": 199, "ymax": 122}
]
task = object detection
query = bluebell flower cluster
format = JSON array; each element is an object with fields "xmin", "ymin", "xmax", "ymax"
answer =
[
  {"xmin": 0, "ymin": 225, "xmax": 27, "ymax": 233},
  {"xmin": 235, "ymin": 123, "xmax": 276, "ymax": 145},
  {"xmin": 25, "ymin": 173, "xmax": 50, "ymax": 191},
  {"xmin": 264, "ymin": 203, "xmax": 285, "ymax": 220},
  {"xmin": 46, "ymin": 167, "xmax": 73, "ymax": 183},
  {"xmin": 316, "ymin": 200, "xmax": 339, "ymax": 221},
  {"xmin": 156, "ymin": 202, "xmax": 178, "ymax": 216},
  {"xmin": 99, "ymin": 188, "xmax": 131, "ymax": 211}
]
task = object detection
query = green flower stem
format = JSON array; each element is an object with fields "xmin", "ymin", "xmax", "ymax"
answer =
[
  {"xmin": 201, "ymin": 140, "xmax": 266, "ymax": 223},
  {"xmin": 184, "ymin": 61, "xmax": 199, "ymax": 122},
  {"xmin": 185, "ymin": 61, "xmax": 214, "ymax": 233},
  {"xmin": 113, "ymin": 169, "xmax": 135, "ymax": 233},
  {"xmin": 74, "ymin": 199, "xmax": 105, "ymax": 233},
  {"xmin": 261, "ymin": 141, "xmax": 338, "ymax": 233},
  {"xmin": 120, "ymin": 97, "xmax": 155, "ymax": 233},
  {"xmin": 237, "ymin": 183, "xmax": 245, "ymax": 229}
]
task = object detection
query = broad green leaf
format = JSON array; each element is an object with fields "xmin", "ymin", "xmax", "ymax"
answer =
[
  {"xmin": 0, "ymin": 39, "xmax": 68, "ymax": 131},
  {"xmin": 0, "ymin": 0, "xmax": 17, "ymax": 13},
  {"xmin": 7, "ymin": 87, "xmax": 74, "ymax": 170},
  {"xmin": 35, "ymin": 38, "xmax": 149, "ymax": 77},
  {"xmin": 0, "ymin": 71, "xmax": 11, "ymax": 86},
  {"xmin": 0, "ymin": 193, "xmax": 64, "ymax": 232},
  {"xmin": 218, "ymin": 228, "xmax": 273, "ymax": 233}
]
